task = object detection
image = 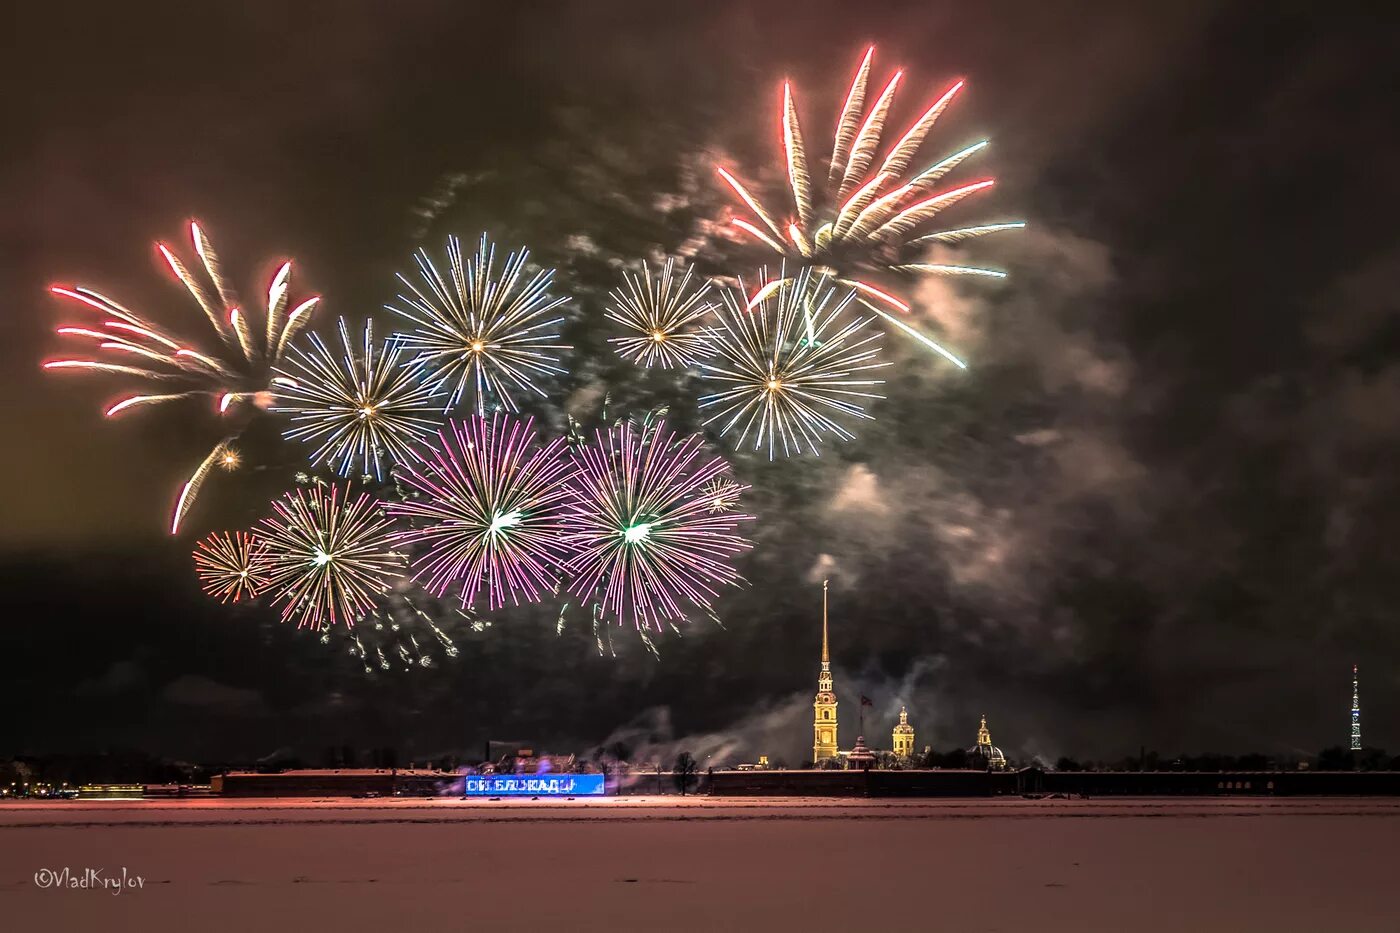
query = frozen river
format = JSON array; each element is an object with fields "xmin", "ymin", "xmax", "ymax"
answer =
[{"xmin": 3, "ymin": 796, "xmax": 1399, "ymax": 931}]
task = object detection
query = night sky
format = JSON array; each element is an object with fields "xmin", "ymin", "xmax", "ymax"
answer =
[{"xmin": 4, "ymin": 1, "xmax": 1397, "ymax": 767}]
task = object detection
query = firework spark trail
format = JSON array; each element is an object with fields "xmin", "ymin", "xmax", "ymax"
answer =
[
  {"xmin": 389, "ymin": 414, "xmax": 576, "ymax": 611},
  {"xmin": 697, "ymin": 267, "xmax": 888, "ymax": 458},
  {"xmin": 171, "ymin": 438, "xmax": 238, "ymax": 535},
  {"xmin": 561, "ymin": 419, "xmax": 752, "ymax": 630},
  {"xmin": 605, "ymin": 259, "xmax": 717, "ymax": 368},
  {"xmin": 387, "ymin": 234, "xmax": 570, "ymax": 415},
  {"xmin": 716, "ymin": 47, "xmax": 1024, "ymax": 364},
  {"xmin": 258, "ymin": 484, "xmax": 404, "ymax": 629},
  {"xmin": 45, "ymin": 222, "xmax": 321, "ymax": 533},
  {"xmin": 339, "ymin": 588, "xmax": 463, "ymax": 674},
  {"xmin": 274, "ymin": 318, "xmax": 445, "ymax": 480},
  {"xmin": 193, "ymin": 530, "xmax": 271, "ymax": 603}
]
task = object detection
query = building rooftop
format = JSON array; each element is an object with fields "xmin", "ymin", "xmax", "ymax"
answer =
[{"xmin": 220, "ymin": 769, "xmax": 454, "ymax": 777}]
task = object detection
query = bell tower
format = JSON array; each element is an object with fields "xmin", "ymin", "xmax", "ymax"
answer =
[
  {"xmin": 893, "ymin": 706, "xmax": 915, "ymax": 759},
  {"xmin": 813, "ymin": 580, "xmax": 839, "ymax": 762}
]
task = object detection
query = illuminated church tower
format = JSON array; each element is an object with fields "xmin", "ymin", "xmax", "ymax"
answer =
[
  {"xmin": 892, "ymin": 706, "xmax": 915, "ymax": 759},
  {"xmin": 813, "ymin": 580, "xmax": 839, "ymax": 762}
]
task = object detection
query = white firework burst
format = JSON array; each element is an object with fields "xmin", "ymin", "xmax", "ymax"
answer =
[
  {"xmin": 698, "ymin": 267, "xmax": 888, "ymax": 458},
  {"xmin": 274, "ymin": 318, "xmax": 444, "ymax": 480},
  {"xmin": 387, "ymin": 234, "xmax": 570, "ymax": 414},
  {"xmin": 606, "ymin": 259, "xmax": 716, "ymax": 368}
]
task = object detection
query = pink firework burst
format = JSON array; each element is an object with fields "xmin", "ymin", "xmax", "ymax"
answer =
[
  {"xmin": 388, "ymin": 414, "xmax": 575, "ymax": 610},
  {"xmin": 44, "ymin": 220, "xmax": 321, "ymax": 534},
  {"xmin": 716, "ymin": 46, "xmax": 1023, "ymax": 368},
  {"xmin": 562, "ymin": 419, "xmax": 753, "ymax": 630}
]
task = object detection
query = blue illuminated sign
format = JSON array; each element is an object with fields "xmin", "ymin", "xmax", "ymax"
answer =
[{"xmin": 464, "ymin": 774, "xmax": 606, "ymax": 797}]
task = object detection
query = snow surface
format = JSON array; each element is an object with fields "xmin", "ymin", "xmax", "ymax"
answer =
[{"xmin": 3, "ymin": 796, "xmax": 1399, "ymax": 930}]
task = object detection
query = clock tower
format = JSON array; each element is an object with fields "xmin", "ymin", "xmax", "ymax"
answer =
[{"xmin": 813, "ymin": 580, "xmax": 839, "ymax": 762}]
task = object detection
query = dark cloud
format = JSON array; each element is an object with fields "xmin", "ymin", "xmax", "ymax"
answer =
[
  {"xmin": 162, "ymin": 675, "xmax": 266, "ymax": 713},
  {"xmin": 74, "ymin": 660, "xmax": 146, "ymax": 698}
]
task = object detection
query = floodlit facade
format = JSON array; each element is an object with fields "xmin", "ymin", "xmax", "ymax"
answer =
[
  {"xmin": 968, "ymin": 715, "xmax": 1008, "ymax": 771},
  {"xmin": 893, "ymin": 706, "xmax": 916, "ymax": 759}
]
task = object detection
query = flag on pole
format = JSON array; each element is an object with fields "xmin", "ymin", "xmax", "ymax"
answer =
[{"xmin": 860, "ymin": 695, "xmax": 873, "ymax": 707}]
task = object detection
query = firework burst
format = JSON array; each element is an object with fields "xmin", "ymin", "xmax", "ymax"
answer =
[
  {"xmin": 274, "ymin": 318, "xmax": 444, "ymax": 480},
  {"xmin": 388, "ymin": 414, "xmax": 575, "ymax": 610},
  {"xmin": 45, "ymin": 221, "xmax": 321, "ymax": 533},
  {"xmin": 258, "ymin": 484, "xmax": 404, "ymax": 629},
  {"xmin": 717, "ymin": 46, "xmax": 1023, "ymax": 366},
  {"xmin": 700, "ymin": 477, "xmax": 744, "ymax": 513},
  {"xmin": 193, "ymin": 530, "xmax": 271, "ymax": 603},
  {"xmin": 562, "ymin": 420, "xmax": 752, "ymax": 630},
  {"xmin": 697, "ymin": 267, "xmax": 887, "ymax": 458},
  {"xmin": 387, "ymin": 234, "xmax": 570, "ymax": 414},
  {"xmin": 605, "ymin": 259, "xmax": 716, "ymax": 368}
]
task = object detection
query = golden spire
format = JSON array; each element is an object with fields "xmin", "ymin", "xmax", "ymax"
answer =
[
  {"xmin": 821, "ymin": 578, "xmax": 830, "ymax": 667},
  {"xmin": 977, "ymin": 714, "xmax": 991, "ymax": 748},
  {"xmin": 812, "ymin": 578, "xmax": 838, "ymax": 762}
]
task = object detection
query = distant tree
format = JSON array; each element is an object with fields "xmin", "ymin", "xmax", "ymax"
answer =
[
  {"xmin": 673, "ymin": 752, "xmax": 698, "ymax": 795},
  {"xmin": 1357, "ymin": 747, "xmax": 1388, "ymax": 771},
  {"xmin": 1054, "ymin": 757, "xmax": 1082, "ymax": 772},
  {"xmin": 1181, "ymin": 753, "xmax": 1230, "ymax": 772},
  {"xmin": 340, "ymin": 745, "xmax": 358, "ymax": 768},
  {"xmin": 930, "ymin": 748, "xmax": 969, "ymax": 770},
  {"xmin": 1317, "ymin": 746, "xmax": 1351, "ymax": 771}
]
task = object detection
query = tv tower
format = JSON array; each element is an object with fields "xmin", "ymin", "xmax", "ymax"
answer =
[{"xmin": 1350, "ymin": 664, "xmax": 1362, "ymax": 751}]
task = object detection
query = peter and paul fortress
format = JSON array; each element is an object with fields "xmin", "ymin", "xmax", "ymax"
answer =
[{"xmin": 809, "ymin": 580, "xmax": 1005, "ymax": 770}]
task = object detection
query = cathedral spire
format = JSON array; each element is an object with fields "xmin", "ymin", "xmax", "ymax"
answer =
[
  {"xmin": 821, "ymin": 578, "xmax": 830, "ymax": 668},
  {"xmin": 813, "ymin": 580, "xmax": 838, "ymax": 762}
]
